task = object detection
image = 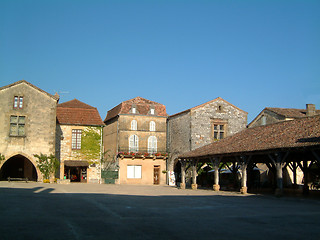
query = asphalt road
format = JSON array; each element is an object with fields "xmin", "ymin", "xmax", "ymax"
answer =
[{"xmin": 0, "ymin": 182, "xmax": 319, "ymax": 240}]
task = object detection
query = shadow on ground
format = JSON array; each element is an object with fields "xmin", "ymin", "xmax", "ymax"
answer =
[{"xmin": 0, "ymin": 185, "xmax": 320, "ymax": 240}]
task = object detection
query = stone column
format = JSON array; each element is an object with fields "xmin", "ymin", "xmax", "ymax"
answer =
[
  {"xmin": 180, "ymin": 159, "xmax": 186, "ymax": 189},
  {"xmin": 275, "ymin": 162, "xmax": 283, "ymax": 196},
  {"xmin": 213, "ymin": 158, "xmax": 220, "ymax": 191},
  {"xmin": 240, "ymin": 162, "xmax": 248, "ymax": 194},
  {"xmin": 191, "ymin": 160, "xmax": 198, "ymax": 190}
]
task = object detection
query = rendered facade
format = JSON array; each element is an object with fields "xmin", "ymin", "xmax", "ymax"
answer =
[{"xmin": 103, "ymin": 97, "xmax": 167, "ymax": 185}]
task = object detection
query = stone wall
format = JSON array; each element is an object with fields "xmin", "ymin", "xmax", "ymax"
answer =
[
  {"xmin": 56, "ymin": 125, "xmax": 102, "ymax": 183},
  {"xmin": 166, "ymin": 111, "xmax": 191, "ymax": 171},
  {"xmin": 0, "ymin": 82, "xmax": 58, "ymax": 181},
  {"xmin": 167, "ymin": 98, "xmax": 247, "ymax": 172}
]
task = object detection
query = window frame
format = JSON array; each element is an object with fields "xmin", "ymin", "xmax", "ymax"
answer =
[
  {"xmin": 72, "ymin": 129, "xmax": 82, "ymax": 150},
  {"xmin": 10, "ymin": 115, "xmax": 26, "ymax": 136},
  {"xmin": 129, "ymin": 134, "xmax": 139, "ymax": 152},
  {"xmin": 149, "ymin": 121, "xmax": 156, "ymax": 131},
  {"xmin": 212, "ymin": 119, "xmax": 227, "ymax": 141},
  {"xmin": 13, "ymin": 96, "xmax": 24, "ymax": 109},
  {"xmin": 131, "ymin": 120, "xmax": 137, "ymax": 130},
  {"xmin": 127, "ymin": 165, "xmax": 142, "ymax": 179},
  {"xmin": 148, "ymin": 136, "xmax": 157, "ymax": 154}
]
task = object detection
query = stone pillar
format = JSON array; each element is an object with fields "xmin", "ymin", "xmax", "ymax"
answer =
[
  {"xmin": 275, "ymin": 162, "xmax": 283, "ymax": 196},
  {"xmin": 180, "ymin": 159, "xmax": 186, "ymax": 189},
  {"xmin": 240, "ymin": 162, "xmax": 248, "ymax": 194},
  {"xmin": 213, "ymin": 158, "xmax": 220, "ymax": 191},
  {"xmin": 191, "ymin": 161, "xmax": 197, "ymax": 190}
]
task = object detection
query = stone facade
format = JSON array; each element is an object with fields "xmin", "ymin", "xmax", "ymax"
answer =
[
  {"xmin": 56, "ymin": 125, "xmax": 103, "ymax": 183},
  {"xmin": 103, "ymin": 97, "xmax": 167, "ymax": 185},
  {"xmin": 167, "ymin": 97, "xmax": 247, "ymax": 172},
  {"xmin": 56, "ymin": 99, "xmax": 104, "ymax": 183},
  {"xmin": 0, "ymin": 81, "xmax": 59, "ymax": 181}
]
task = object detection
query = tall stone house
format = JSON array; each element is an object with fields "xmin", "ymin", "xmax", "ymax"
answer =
[
  {"xmin": 167, "ymin": 97, "xmax": 247, "ymax": 185},
  {"xmin": 103, "ymin": 97, "xmax": 167, "ymax": 185},
  {"xmin": 248, "ymin": 104, "xmax": 319, "ymax": 128},
  {"xmin": 56, "ymin": 99, "xmax": 104, "ymax": 183},
  {"xmin": 0, "ymin": 80, "xmax": 59, "ymax": 181}
]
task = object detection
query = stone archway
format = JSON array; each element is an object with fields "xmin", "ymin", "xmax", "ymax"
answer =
[{"xmin": 0, "ymin": 154, "xmax": 38, "ymax": 181}]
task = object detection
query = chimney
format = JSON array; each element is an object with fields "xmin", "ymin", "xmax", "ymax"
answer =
[{"xmin": 306, "ymin": 104, "xmax": 316, "ymax": 117}]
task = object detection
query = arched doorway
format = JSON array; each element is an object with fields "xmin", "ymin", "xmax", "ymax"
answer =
[{"xmin": 0, "ymin": 155, "xmax": 38, "ymax": 181}]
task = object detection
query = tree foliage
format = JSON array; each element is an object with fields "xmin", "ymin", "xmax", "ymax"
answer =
[{"xmin": 34, "ymin": 153, "xmax": 59, "ymax": 180}]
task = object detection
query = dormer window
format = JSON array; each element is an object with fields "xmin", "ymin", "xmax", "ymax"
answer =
[
  {"xmin": 14, "ymin": 96, "xmax": 23, "ymax": 109},
  {"xmin": 150, "ymin": 106, "xmax": 155, "ymax": 115},
  {"xmin": 131, "ymin": 105, "xmax": 137, "ymax": 114}
]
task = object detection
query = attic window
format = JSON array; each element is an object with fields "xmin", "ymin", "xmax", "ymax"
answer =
[
  {"xmin": 14, "ymin": 96, "xmax": 23, "ymax": 109},
  {"xmin": 132, "ymin": 107, "xmax": 136, "ymax": 114},
  {"xmin": 218, "ymin": 105, "xmax": 222, "ymax": 112},
  {"xmin": 150, "ymin": 108, "xmax": 155, "ymax": 115}
]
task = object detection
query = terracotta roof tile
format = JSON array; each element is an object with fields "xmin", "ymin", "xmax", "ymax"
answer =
[
  {"xmin": 104, "ymin": 97, "xmax": 167, "ymax": 122},
  {"xmin": 57, "ymin": 99, "xmax": 104, "ymax": 126},
  {"xmin": 266, "ymin": 107, "xmax": 320, "ymax": 118},
  {"xmin": 180, "ymin": 115, "xmax": 320, "ymax": 159}
]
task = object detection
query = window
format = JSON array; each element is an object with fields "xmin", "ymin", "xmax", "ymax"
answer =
[
  {"xmin": 10, "ymin": 115, "xmax": 25, "ymax": 136},
  {"xmin": 13, "ymin": 96, "xmax": 23, "ymax": 109},
  {"xmin": 150, "ymin": 108, "xmax": 155, "ymax": 115},
  {"xmin": 212, "ymin": 120, "xmax": 227, "ymax": 141},
  {"xmin": 148, "ymin": 136, "xmax": 157, "ymax": 154},
  {"xmin": 261, "ymin": 116, "xmax": 267, "ymax": 126},
  {"xmin": 127, "ymin": 165, "xmax": 142, "ymax": 179},
  {"xmin": 132, "ymin": 107, "xmax": 136, "ymax": 114},
  {"xmin": 213, "ymin": 124, "xmax": 225, "ymax": 140},
  {"xmin": 149, "ymin": 121, "xmax": 155, "ymax": 131},
  {"xmin": 131, "ymin": 120, "xmax": 137, "ymax": 130},
  {"xmin": 129, "ymin": 135, "xmax": 139, "ymax": 152},
  {"xmin": 72, "ymin": 129, "xmax": 82, "ymax": 149}
]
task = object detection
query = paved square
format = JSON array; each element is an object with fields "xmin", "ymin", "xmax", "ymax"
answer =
[{"xmin": 0, "ymin": 182, "xmax": 319, "ymax": 240}]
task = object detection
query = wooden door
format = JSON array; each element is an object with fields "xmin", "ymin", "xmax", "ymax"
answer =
[{"xmin": 153, "ymin": 166, "xmax": 160, "ymax": 185}]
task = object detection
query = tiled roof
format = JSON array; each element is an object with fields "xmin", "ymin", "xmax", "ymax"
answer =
[
  {"xmin": 169, "ymin": 97, "xmax": 247, "ymax": 118},
  {"xmin": 266, "ymin": 107, "xmax": 320, "ymax": 118},
  {"xmin": 57, "ymin": 99, "xmax": 104, "ymax": 126},
  {"xmin": 180, "ymin": 115, "xmax": 320, "ymax": 159},
  {"xmin": 0, "ymin": 80, "xmax": 59, "ymax": 101},
  {"xmin": 104, "ymin": 96, "xmax": 167, "ymax": 122}
]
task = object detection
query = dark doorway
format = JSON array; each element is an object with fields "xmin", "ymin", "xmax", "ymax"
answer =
[
  {"xmin": 65, "ymin": 166, "xmax": 87, "ymax": 183},
  {"xmin": 0, "ymin": 155, "xmax": 37, "ymax": 181}
]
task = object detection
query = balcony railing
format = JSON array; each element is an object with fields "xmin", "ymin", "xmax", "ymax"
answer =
[{"xmin": 117, "ymin": 148, "xmax": 167, "ymax": 158}]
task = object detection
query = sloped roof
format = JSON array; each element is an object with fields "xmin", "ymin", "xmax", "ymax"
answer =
[
  {"xmin": 0, "ymin": 80, "xmax": 59, "ymax": 101},
  {"xmin": 104, "ymin": 96, "xmax": 167, "ymax": 122},
  {"xmin": 169, "ymin": 97, "xmax": 247, "ymax": 118},
  {"xmin": 57, "ymin": 99, "xmax": 104, "ymax": 126},
  {"xmin": 266, "ymin": 107, "xmax": 320, "ymax": 118},
  {"xmin": 180, "ymin": 115, "xmax": 320, "ymax": 159}
]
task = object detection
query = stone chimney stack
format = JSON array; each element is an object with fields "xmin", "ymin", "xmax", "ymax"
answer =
[{"xmin": 306, "ymin": 104, "xmax": 316, "ymax": 117}]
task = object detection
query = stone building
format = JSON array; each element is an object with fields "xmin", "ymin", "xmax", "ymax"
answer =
[
  {"xmin": 248, "ymin": 104, "xmax": 319, "ymax": 128},
  {"xmin": 56, "ymin": 99, "xmax": 104, "ymax": 183},
  {"xmin": 0, "ymin": 80, "xmax": 59, "ymax": 182},
  {"xmin": 167, "ymin": 97, "xmax": 247, "ymax": 185},
  {"xmin": 103, "ymin": 97, "xmax": 167, "ymax": 185}
]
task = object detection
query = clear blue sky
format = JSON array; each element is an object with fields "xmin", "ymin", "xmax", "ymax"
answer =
[{"xmin": 1, "ymin": 0, "xmax": 319, "ymax": 122}]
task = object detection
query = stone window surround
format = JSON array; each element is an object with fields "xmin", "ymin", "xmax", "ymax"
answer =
[
  {"xmin": 211, "ymin": 119, "xmax": 228, "ymax": 140},
  {"xmin": 9, "ymin": 115, "xmax": 26, "ymax": 137}
]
